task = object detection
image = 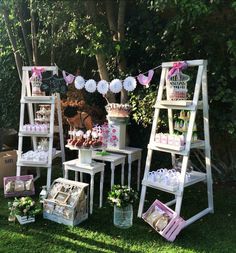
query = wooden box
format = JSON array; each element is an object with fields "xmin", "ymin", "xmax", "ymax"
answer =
[
  {"xmin": 0, "ymin": 150, "xmax": 17, "ymax": 188},
  {"xmin": 43, "ymin": 178, "xmax": 89, "ymax": 226},
  {"xmin": 142, "ymin": 199, "xmax": 186, "ymax": 242},
  {"xmin": 16, "ymin": 215, "xmax": 35, "ymax": 225},
  {"xmin": 3, "ymin": 175, "xmax": 35, "ymax": 197}
]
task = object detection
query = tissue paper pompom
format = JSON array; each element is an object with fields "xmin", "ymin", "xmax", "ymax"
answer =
[
  {"xmin": 85, "ymin": 79, "xmax": 97, "ymax": 93},
  {"xmin": 74, "ymin": 76, "xmax": 85, "ymax": 89},
  {"xmin": 110, "ymin": 79, "xmax": 122, "ymax": 93},
  {"xmin": 97, "ymin": 80, "xmax": 109, "ymax": 94},
  {"xmin": 123, "ymin": 76, "xmax": 137, "ymax": 92}
]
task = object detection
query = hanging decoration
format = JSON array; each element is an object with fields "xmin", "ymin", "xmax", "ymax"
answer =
[
  {"xmin": 30, "ymin": 67, "xmax": 45, "ymax": 81},
  {"xmin": 109, "ymin": 79, "xmax": 122, "ymax": 93},
  {"xmin": 137, "ymin": 69, "xmax": 154, "ymax": 87},
  {"xmin": 54, "ymin": 63, "xmax": 163, "ymax": 95},
  {"xmin": 123, "ymin": 76, "xmax": 137, "ymax": 92},
  {"xmin": 167, "ymin": 61, "xmax": 188, "ymax": 80},
  {"xmin": 97, "ymin": 80, "xmax": 109, "ymax": 95},
  {"xmin": 62, "ymin": 71, "xmax": 75, "ymax": 85},
  {"xmin": 40, "ymin": 75, "xmax": 68, "ymax": 95},
  {"xmin": 74, "ymin": 76, "xmax": 85, "ymax": 90},
  {"xmin": 85, "ymin": 79, "xmax": 97, "ymax": 93}
]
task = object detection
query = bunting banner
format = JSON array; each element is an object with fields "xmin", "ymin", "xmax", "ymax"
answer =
[
  {"xmin": 31, "ymin": 62, "xmax": 188, "ymax": 95},
  {"xmin": 52, "ymin": 63, "xmax": 164, "ymax": 94}
]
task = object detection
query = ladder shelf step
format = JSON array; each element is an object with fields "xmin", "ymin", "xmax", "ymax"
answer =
[
  {"xmin": 148, "ymin": 140, "xmax": 205, "ymax": 155},
  {"xmin": 21, "ymin": 96, "xmax": 55, "ymax": 104},
  {"xmin": 19, "ymin": 131, "xmax": 51, "ymax": 137},
  {"xmin": 154, "ymin": 100, "xmax": 203, "ymax": 110},
  {"xmin": 17, "ymin": 150, "xmax": 62, "ymax": 167},
  {"xmin": 142, "ymin": 171, "xmax": 207, "ymax": 194}
]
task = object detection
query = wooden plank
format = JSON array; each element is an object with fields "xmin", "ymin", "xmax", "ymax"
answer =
[
  {"xmin": 162, "ymin": 59, "xmax": 204, "ymax": 68},
  {"xmin": 22, "ymin": 66, "xmax": 57, "ymax": 71}
]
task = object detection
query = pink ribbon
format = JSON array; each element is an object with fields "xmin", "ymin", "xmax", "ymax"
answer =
[
  {"xmin": 30, "ymin": 67, "xmax": 45, "ymax": 80},
  {"xmin": 62, "ymin": 70, "xmax": 75, "ymax": 85},
  {"xmin": 137, "ymin": 69, "xmax": 154, "ymax": 87},
  {"xmin": 167, "ymin": 61, "xmax": 188, "ymax": 79}
]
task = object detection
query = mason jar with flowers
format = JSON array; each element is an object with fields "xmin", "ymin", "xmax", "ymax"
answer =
[
  {"xmin": 107, "ymin": 185, "xmax": 138, "ymax": 229},
  {"xmin": 8, "ymin": 196, "xmax": 41, "ymax": 225}
]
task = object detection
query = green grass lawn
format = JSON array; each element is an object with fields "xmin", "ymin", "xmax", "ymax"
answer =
[{"xmin": 0, "ymin": 166, "xmax": 235, "ymax": 253}]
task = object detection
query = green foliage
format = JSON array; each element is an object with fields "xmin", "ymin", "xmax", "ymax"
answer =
[
  {"xmin": 107, "ymin": 185, "xmax": 138, "ymax": 208},
  {"xmin": 129, "ymin": 86, "xmax": 157, "ymax": 127},
  {"xmin": 8, "ymin": 197, "xmax": 41, "ymax": 218},
  {"xmin": 0, "ymin": 17, "xmax": 20, "ymax": 129}
]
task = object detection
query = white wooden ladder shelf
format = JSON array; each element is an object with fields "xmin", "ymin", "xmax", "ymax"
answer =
[
  {"xmin": 16, "ymin": 66, "xmax": 65, "ymax": 190},
  {"xmin": 138, "ymin": 59, "xmax": 214, "ymax": 228}
]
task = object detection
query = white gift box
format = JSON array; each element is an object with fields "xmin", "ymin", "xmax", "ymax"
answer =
[{"xmin": 107, "ymin": 121, "xmax": 126, "ymax": 150}]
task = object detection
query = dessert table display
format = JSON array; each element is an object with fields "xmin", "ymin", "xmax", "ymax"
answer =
[
  {"xmin": 43, "ymin": 178, "xmax": 89, "ymax": 226},
  {"xmin": 66, "ymin": 127, "xmax": 103, "ymax": 164}
]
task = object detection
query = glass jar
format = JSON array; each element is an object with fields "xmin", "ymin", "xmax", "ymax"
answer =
[
  {"xmin": 113, "ymin": 204, "xmax": 133, "ymax": 229},
  {"xmin": 39, "ymin": 186, "xmax": 47, "ymax": 203}
]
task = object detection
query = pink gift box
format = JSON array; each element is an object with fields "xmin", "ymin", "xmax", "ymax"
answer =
[
  {"xmin": 161, "ymin": 134, "xmax": 168, "ymax": 144},
  {"xmin": 155, "ymin": 133, "xmax": 161, "ymax": 143},
  {"xmin": 3, "ymin": 175, "xmax": 35, "ymax": 198},
  {"xmin": 168, "ymin": 135, "xmax": 175, "ymax": 145},
  {"xmin": 174, "ymin": 136, "xmax": 181, "ymax": 146}
]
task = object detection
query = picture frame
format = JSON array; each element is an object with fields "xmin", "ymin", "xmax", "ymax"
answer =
[{"xmin": 53, "ymin": 191, "xmax": 70, "ymax": 205}]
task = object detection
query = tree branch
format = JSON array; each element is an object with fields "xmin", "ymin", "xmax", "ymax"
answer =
[
  {"xmin": 2, "ymin": 4, "xmax": 22, "ymax": 80},
  {"xmin": 30, "ymin": 0, "xmax": 38, "ymax": 65},
  {"xmin": 15, "ymin": 0, "xmax": 33, "ymax": 66}
]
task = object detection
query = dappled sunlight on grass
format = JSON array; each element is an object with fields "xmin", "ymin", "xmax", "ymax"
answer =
[{"xmin": 0, "ymin": 181, "xmax": 235, "ymax": 252}]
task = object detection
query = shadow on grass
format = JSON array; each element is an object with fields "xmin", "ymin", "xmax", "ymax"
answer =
[{"xmin": 0, "ymin": 214, "xmax": 142, "ymax": 253}]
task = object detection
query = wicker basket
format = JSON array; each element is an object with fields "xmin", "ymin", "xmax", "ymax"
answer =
[{"xmin": 167, "ymin": 72, "xmax": 190, "ymax": 100}]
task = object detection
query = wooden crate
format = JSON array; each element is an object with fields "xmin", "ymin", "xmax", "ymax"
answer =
[
  {"xmin": 3, "ymin": 175, "xmax": 35, "ymax": 197},
  {"xmin": 16, "ymin": 215, "xmax": 35, "ymax": 225},
  {"xmin": 43, "ymin": 178, "xmax": 89, "ymax": 226},
  {"xmin": 142, "ymin": 199, "xmax": 185, "ymax": 242}
]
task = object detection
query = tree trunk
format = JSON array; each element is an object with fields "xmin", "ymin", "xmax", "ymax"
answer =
[
  {"xmin": 30, "ymin": 0, "xmax": 38, "ymax": 65},
  {"xmin": 2, "ymin": 5, "xmax": 23, "ymax": 81},
  {"xmin": 50, "ymin": 20, "xmax": 55, "ymax": 65},
  {"xmin": 95, "ymin": 54, "xmax": 115, "ymax": 103},
  {"xmin": 105, "ymin": 0, "xmax": 118, "ymax": 41},
  {"xmin": 16, "ymin": 0, "xmax": 33, "ymax": 66},
  {"xmin": 117, "ymin": 0, "xmax": 128, "ymax": 104},
  {"xmin": 86, "ymin": 0, "xmax": 115, "ymax": 103}
]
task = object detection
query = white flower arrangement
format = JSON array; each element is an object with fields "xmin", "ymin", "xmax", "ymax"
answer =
[
  {"xmin": 74, "ymin": 76, "xmax": 85, "ymax": 90},
  {"xmin": 97, "ymin": 80, "xmax": 109, "ymax": 94},
  {"xmin": 110, "ymin": 79, "xmax": 122, "ymax": 93},
  {"xmin": 85, "ymin": 79, "xmax": 97, "ymax": 93},
  {"xmin": 123, "ymin": 76, "xmax": 137, "ymax": 92}
]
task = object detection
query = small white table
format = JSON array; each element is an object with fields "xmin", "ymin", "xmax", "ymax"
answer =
[
  {"xmin": 106, "ymin": 147, "xmax": 142, "ymax": 191},
  {"xmin": 63, "ymin": 159, "xmax": 105, "ymax": 214},
  {"xmin": 92, "ymin": 151, "xmax": 126, "ymax": 189}
]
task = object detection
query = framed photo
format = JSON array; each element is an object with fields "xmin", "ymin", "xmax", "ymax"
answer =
[{"xmin": 53, "ymin": 191, "xmax": 70, "ymax": 205}]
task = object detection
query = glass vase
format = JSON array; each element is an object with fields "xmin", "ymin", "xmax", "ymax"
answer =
[{"xmin": 113, "ymin": 204, "xmax": 133, "ymax": 229}]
